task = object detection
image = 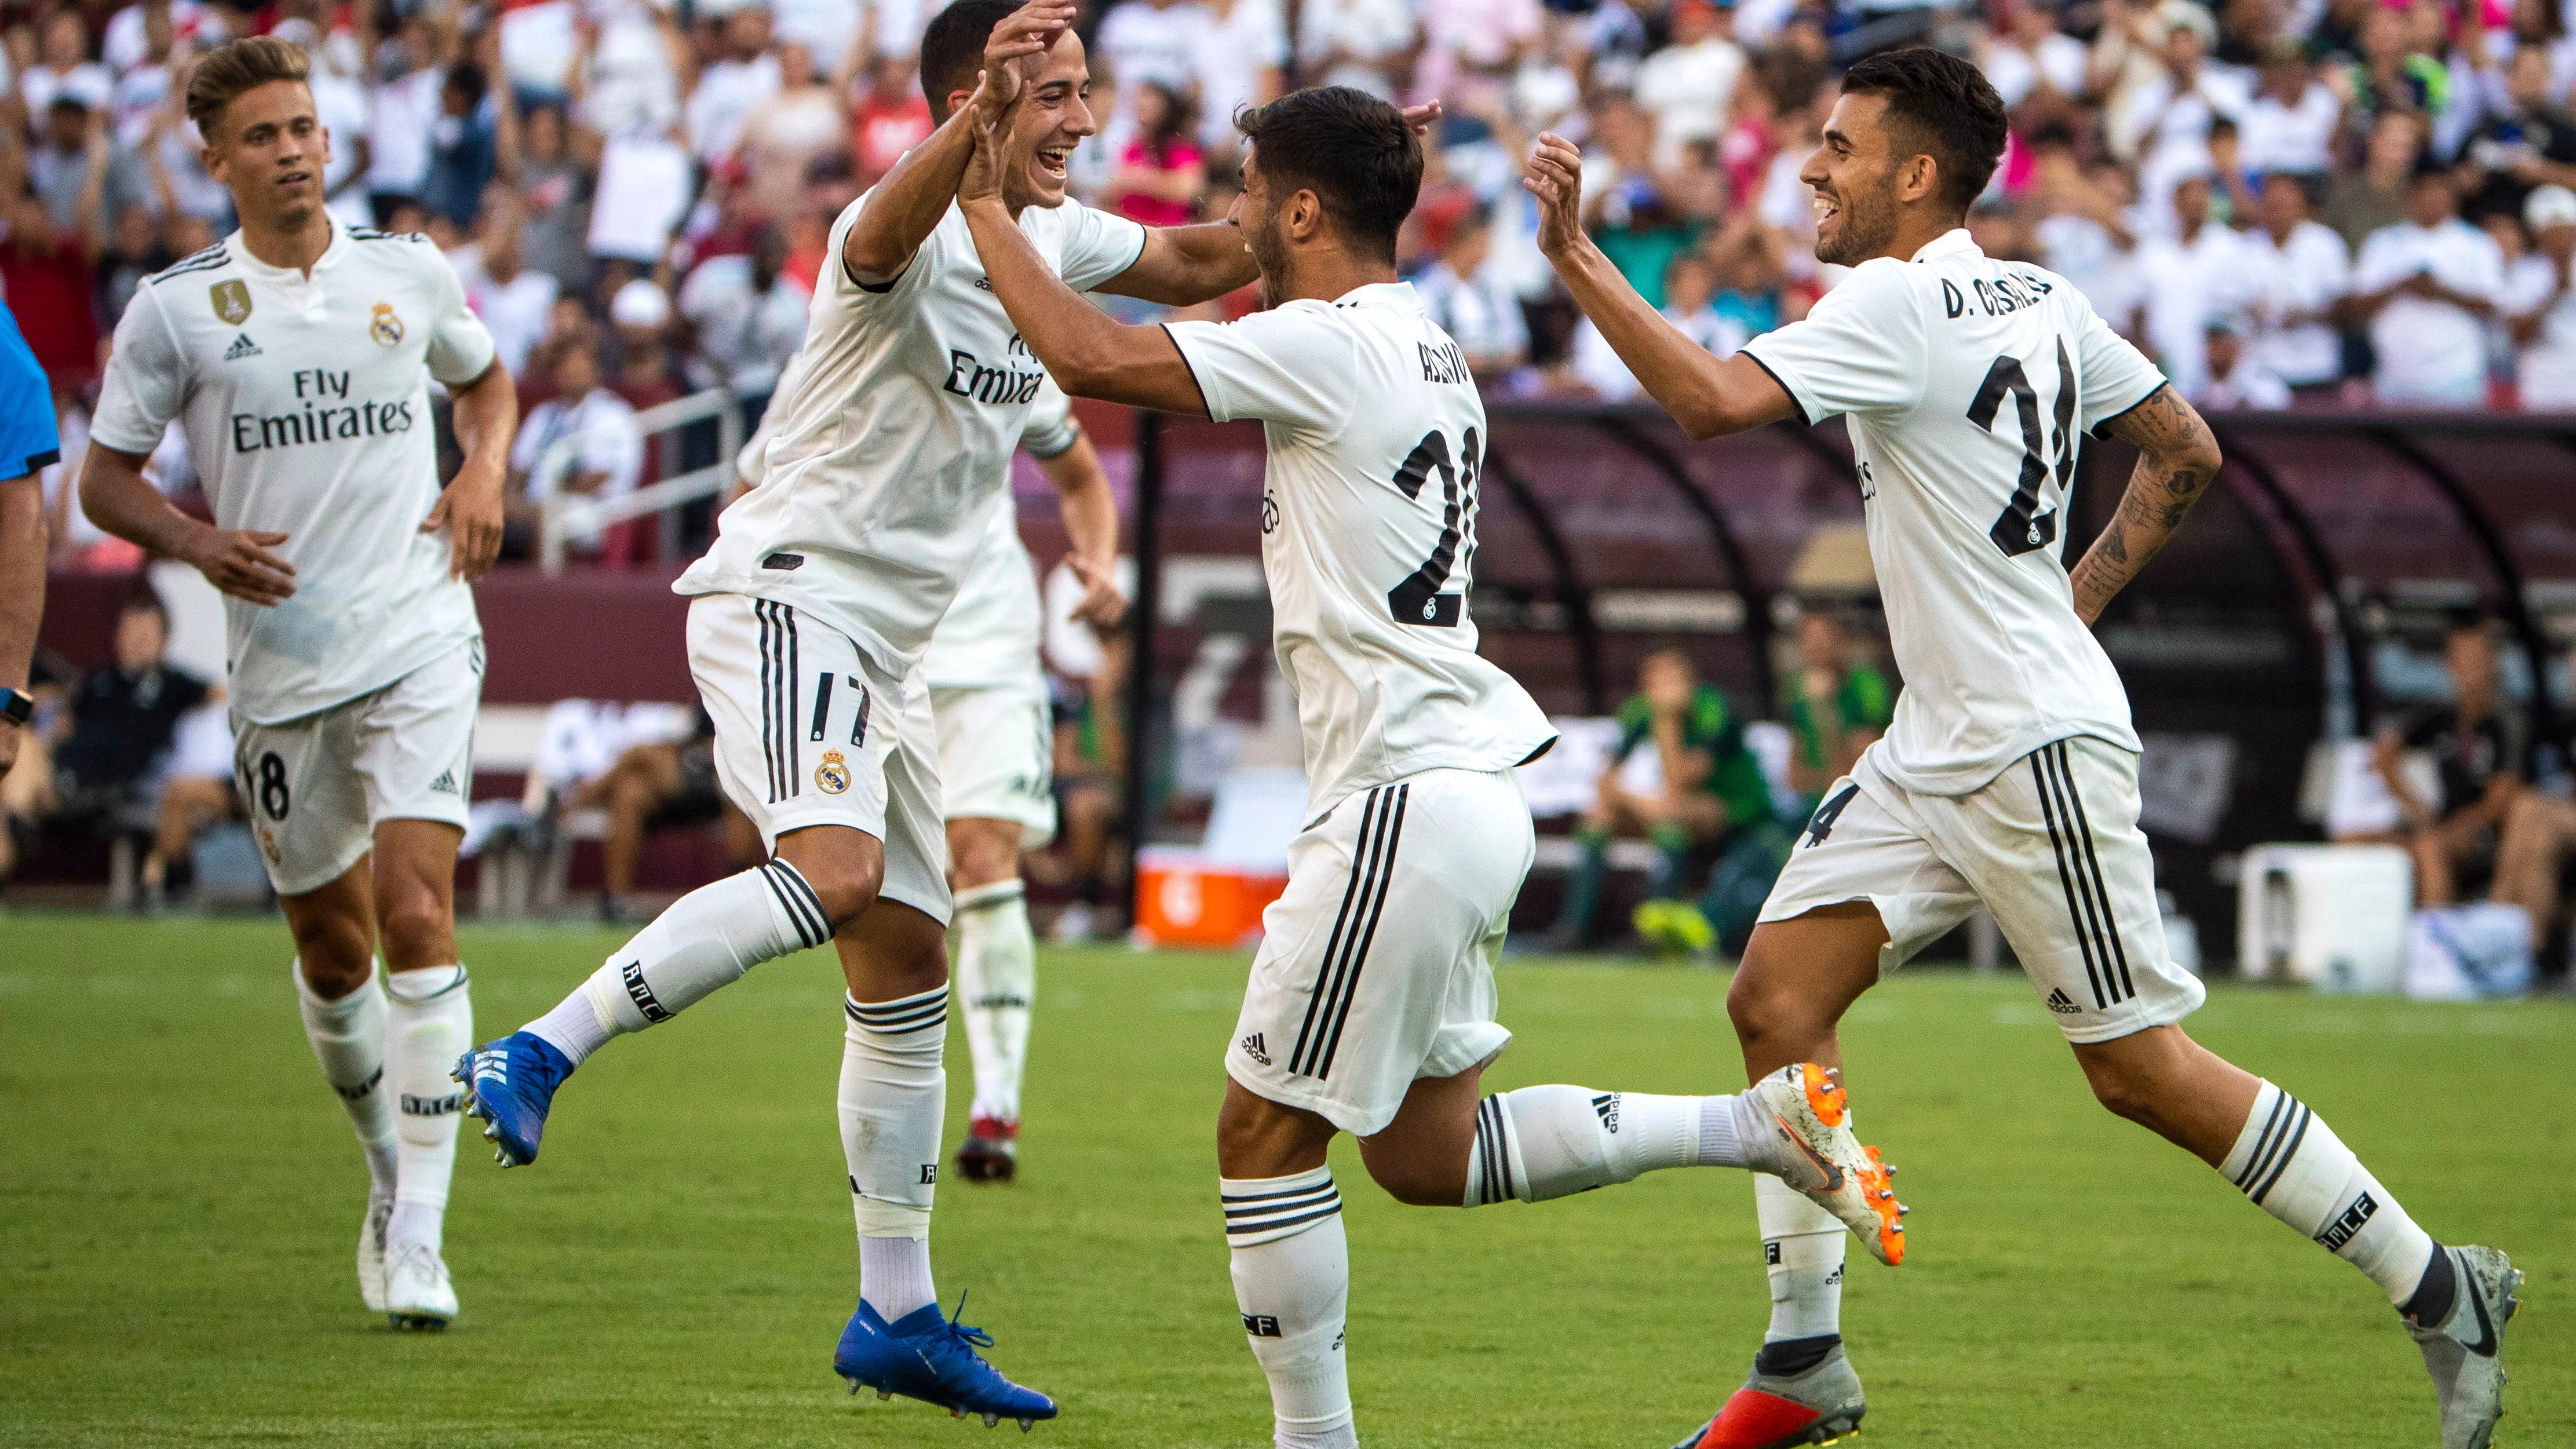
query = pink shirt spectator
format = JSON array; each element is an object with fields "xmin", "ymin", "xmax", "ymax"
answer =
[{"xmin": 1116, "ymin": 137, "xmax": 1204, "ymax": 229}]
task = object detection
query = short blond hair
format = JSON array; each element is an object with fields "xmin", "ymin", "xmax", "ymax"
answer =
[{"xmin": 185, "ymin": 36, "xmax": 311, "ymax": 137}]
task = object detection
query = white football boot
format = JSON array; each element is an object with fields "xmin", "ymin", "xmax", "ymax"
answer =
[
  {"xmin": 2407, "ymin": 1245, "xmax": 2521, "ymax": 1449},
  {"xmin": 384, "ymin": 1241, "xmax": 458, "ymax": 1330},
  {"xmin": 1747, "ymin": 1063, "xmax": 1906, "ymax": 1266},
  {"xmin": 357, "ymin": 1190, "xmax": 393, "ymax": 1313}
]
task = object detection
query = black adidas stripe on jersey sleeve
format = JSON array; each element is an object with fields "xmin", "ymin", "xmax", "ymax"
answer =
[{"xmin": 147, "ymin": 244, "xmax": 231, "ymax": 284}]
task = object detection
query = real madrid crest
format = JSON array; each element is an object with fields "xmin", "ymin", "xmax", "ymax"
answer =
[
  {"xmin": 370, "ymin": 301, "xmax": 404, "ymax": 347},
  {"xmin": 816, "ymin": 749, "xmax": 852, "ymax": 794},
  {"xmin": 210, "ymin": 279, "xmax": 252, "ymax": 325}
]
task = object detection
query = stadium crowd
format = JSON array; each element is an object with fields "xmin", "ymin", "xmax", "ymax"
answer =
[{"xmin": 16, "ymin": 0, "xmax": 2576, "ymax": 540}]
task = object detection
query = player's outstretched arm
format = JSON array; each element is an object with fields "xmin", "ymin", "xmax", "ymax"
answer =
[
  {"xmin": 1096, "ymin": 103, "xmax": 1440, "ymax": 305},
  {"xmin": 0, "ymin": 472, "xmax": 41, "ymax": 774},
  {"xmin": 842, "ymin": 0, "xmax": 1073, "ymax": 287},
  {"xmin": 79, "ymin": 444, "xmax": 297, "ymax": 605},
  {"xmin": 1037, "ymin": 430, "xmax": 1127, "ymax": 630},
  {"xmin": 1523, "ymin": 132, "xmax": 1794, "ymax": 439},
  {"xmin": 427, "ymin": 359, "xmax": 517, "ymax": 582},
  {"xmin": 2066, "ymin": 383, "xmax": 2223, "ymax": 625},
  {"xmin": 959, "ymin": 121, "xmax": 1208, "ymax": 415}
]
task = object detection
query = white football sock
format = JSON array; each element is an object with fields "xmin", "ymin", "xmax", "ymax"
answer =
[
  {"xmin": 859, "ymin": 1236, "xmax": 937, "ymax": 1324},
  {"xmin": 294, "ymin": 959, "xmax": 397, "ymax": 1195},
  {"xmin": 843, "ymin": 987, "xmax": 948, "ymax": 1319},
  {"xmin": 954, "ymin": 879, "xmax": 1035, "ymax": 1125},
  {"xmin": 525, "ymin": 859, "xmax": 832, "ymax": 1065},
  {"xmin": 1463, "ymin": 1086, "xmax": 1770, "ymax": 1205},
  {"xmin": 2223, "ymin": 1079, "xmax": 2437, "ymax": 1305},
  {"xmin": 384, "ymin": 965, "xmax": 471, "ymax": 1256},
  {"xmin": 1756, "ymin": 1173, "xmax": 1847, "ymax": 1342},
  {"xmin": 1223, "ymin": 1167, "xmax": 1354, "ymax": 1449}
]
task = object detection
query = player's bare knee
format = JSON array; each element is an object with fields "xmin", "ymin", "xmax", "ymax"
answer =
[
  {"xmin": 1217, "ymin": 1087, "xmax": 1332, "ymax": 1180},
  {"xmin": 289, "ymin": 917, "xmax": 375, "ymax": 995},
  {"xmin": 2079, "ymin": 1056, "xmax": 2168, "ymax": 1131},
  {"xmin": 783, "ymin": 852, "xmax": 882, "ymax": 928},
  {"xmin": 1361, "ymin": 1151, "xmax": 1465, "ymax": 1207}
]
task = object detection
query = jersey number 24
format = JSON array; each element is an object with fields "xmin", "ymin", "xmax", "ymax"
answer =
[{"xmin": 1388, "ymin": 426, "xmax": 1479, "ymax": 627}]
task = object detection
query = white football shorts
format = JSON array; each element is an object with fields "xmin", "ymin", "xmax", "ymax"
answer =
[
  {"xmin": 932, "ymin": 676, "xmax": 1056, "ymax": 846},
  {"xmin": 1760, "ymin": 734, "xmax": 2206, "ymax": 1043},
  {"xmin": 689, "ymin": 592, "xmax": 951, "ymax": 925},
  {"xmin": 1227, "ymin": 767, "xmax": 1535, "ymax": 1137},
  {"xmin": 231, "ymin": 639, "xmax": 480, "ymax": 896}
]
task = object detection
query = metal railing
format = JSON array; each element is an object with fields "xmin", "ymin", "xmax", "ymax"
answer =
[{"xmin": 536, "ymin": 389, "xmax": 742, "ymax": 574}]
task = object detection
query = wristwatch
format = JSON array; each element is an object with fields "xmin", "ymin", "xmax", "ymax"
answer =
[{"xmin": 0, "ymin": 687, "xmax": 31, "ymax": 728}]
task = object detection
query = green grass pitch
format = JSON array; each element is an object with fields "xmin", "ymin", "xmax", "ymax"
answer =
[{"xmin": 1, "ymin": 913, "xmax": 2567, "ymax": 1447}]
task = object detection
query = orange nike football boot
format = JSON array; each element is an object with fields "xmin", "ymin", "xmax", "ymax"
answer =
[{"xmin": 1747, "ymin": 1063, "xmax": 1906, "ymax": 1266}]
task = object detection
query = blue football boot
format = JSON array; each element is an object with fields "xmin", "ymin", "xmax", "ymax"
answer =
[
  {"xmin": 835, "ymin": 1294, "xmax": 1059, "ymax": 1430},
  {"xmin": 451, "ymin": 1031, "xmax": 574, "ymax": 1167}
]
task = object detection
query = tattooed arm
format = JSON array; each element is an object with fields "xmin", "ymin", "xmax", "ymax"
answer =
[{"xmin": 2066, "ymin": 384, "xmax": 2223, "ymax": 626}]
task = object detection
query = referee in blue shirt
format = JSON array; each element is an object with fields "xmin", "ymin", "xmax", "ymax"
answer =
[{"xmin": 0, "ymin": 302, "xmax": 61, "ymax": 776}]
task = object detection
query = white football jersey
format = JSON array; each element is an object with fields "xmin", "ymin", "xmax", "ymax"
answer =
[
  {"xmin": 921, "ymin": 379, "xmax": 1081, "ymax": 689},
  {"xmin": 677, "ymin": 195, "xmax": 1146, "ymax": 674},
  {"xmin": 1742, "ymin": 228, "xmax": 2166, "ymax": 796},
  {"xmin": 1165, "ymin": 282, "xmax": 1556, "ymax": 813},
  {"xmin": 92, "ymin": 221, "xmax": 497, "ymax": 724}
]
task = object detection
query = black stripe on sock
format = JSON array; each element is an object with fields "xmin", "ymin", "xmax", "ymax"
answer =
[
  {"xmin": 1221, "ymin": 1180, "xmax": 1338, "ymax": 1205},
  {"xmin": 2052, "ymin": 743, "xmax": 2137, "ymax": 1005},
  {"xmin": 1224, "ymin": 1203, "xmax": 1343, "ymax": 1238},
  {"xmin": 1312, "ymin": 782, "xmax": 1409, "ymax": 1079},
  {"xmin": 1222, "ymin": 1189, "xmax": 1340, "ymax": 1219},
  {"xmin": 1289, "ymin": 788, "xmax": 1385, "ymax": 1076},
  {"xmin": 768, "ymin": 860, "xmax": 831, "ymax": 947},
  {"xmin": 2235, "ymin": 1090, "xmax": 2292, "ymax": 1189},
  {"xmin": 760, "ymin": 864, "xmax": 827, "ymax": 947},
  {"xmin": 2249, "ymin": 1100, "xmax": 2312, "ymax": 1206}
]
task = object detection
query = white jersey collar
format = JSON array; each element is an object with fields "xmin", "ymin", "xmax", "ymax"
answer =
[
  {"xmin": 1325, "ymin": 279, "xmax": 1420, "ymax": 309},
  {"xmin": 225, "ymin": 216, "xmax": 353, "ymax": 283},
  {"xmin": 1909, "ymin": 228, "xmax": 1980, "ymax": 263}
]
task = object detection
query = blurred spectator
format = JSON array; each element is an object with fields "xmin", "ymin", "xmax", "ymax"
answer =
[
  {"xmin": 688, "ymin": 3, "xmax": 782, "ymax": 166},
  {"xmin": 1192, "ymin": 0, "xmax": 1286, "ymax": 153},
  {"xmin": 2133, "ymin": 173, "xmax": 2246, "ymax": 399},
  {"xmin": 29, "ymin": 96, "xmax": 110, "ymax": 234},
  {"xmin": 2326, "ymin": 109, "xmax": 2424, "ymax": 255},
  {"xmin": 850, "ymin": 53, "xmax": 932, "ymax": 186},
  {"xmin": 2239, "ymin": 171, "xmax": 2351, "ymax": 393},
  {"xmin": 2370, "ymin": 618, "xmax": 2522, "ymax": 905},
  {"xmin": 1110, "ymin": 81, "xmax": 1204, "ymax": 227},
  {"xmin": 1294, "ymin": 0, "xmax": 1415, "ymax": 101},
  {"xmin": 365, "ymin": 17, "xmax": 443, "ymax": 225},
  {"xmin": 678, "ymin": 223, "xmax": 808, "ymax": 422},
  {"xmin": 2490, "ymin": 643, "xmax": 2576, "ymax": 950},
  {"xmin": 1583, "ymin": 98, "xmax": 1693, "ymax": 308},
  {"xmin": 423, "ymin": 61, "xmax": 499, "ymax": 228},
  {"xmin": 514, "ymin": 104, "xmax": 593, "ymax": 292},
  {"xmin": 23, "ymin": 11, "xmax": 111, "ymax": 116},
  {"xmin": 1549, "ymin": 648, "xmax": 1777, "ymax": 954},
  {"xmin": 2505, "ymin": 184, "xmax": 2576, "ymax": 408},
  {"xmin": 46, "ymin": 593, "xmax": 209, "ymax": 825},
  {"xmin": 2198, "ymin": 315, "xmax": 2292, "ymax": 408},
  {"xmin": 1633, "ymin": 0, "xmax": 1743, "ymax": 169},
  {"xmin": 3, "ymin": 188, "xmax": 102, "ymax": 393},
  {"xmin": 2239, "ymin": 40, "xmax": 2341, "ymax": 178},
  {"xmin": 508, "ymin": 337, "xmax": 644, "ymax": 556},
  {"xmin": 1412, "ymin": 206, "xmax": 1528, "ymax": 381},
  {"xmin": 607, "ymin": 280, "xmax": 685, "ymax": 408},
  {"xmin": 2457, "ymin": 45, "xmax": 2576, "ymax": 228},
  {"xmin": 564, "ymin": 709, "xmax": 758, "ymax": 924},
  {"xmin": 2349, "ymin": 167, "xmax": 2507, "ymax": 406},
  {"xmin": 740, "ymin": 41, "xmax": 846, "ymax": 221},
  {"xmin": 1779, "ymin": 611, "xmax": 1891, "ymax": 811},
  {"xmin": 465, "ymin": 201, "xmax": 561, "ymax": 379}
]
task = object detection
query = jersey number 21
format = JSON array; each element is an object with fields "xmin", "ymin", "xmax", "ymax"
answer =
[
  {"xmin": 1388, "ymin": 426, "xmax": 1479, "ymax": 627},
  {"xmin": 1969, "ymin": 339, "xmax": 2077, "ymax": 559}
]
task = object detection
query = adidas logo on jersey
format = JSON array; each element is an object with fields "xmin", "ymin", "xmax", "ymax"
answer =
[
  {"xmin": 224, "ymin": 331, "xmax": 262, "ymax": 360},
  {"xmin": 428, "ymin": 769, "xmax": 458, "ymax": 795},
  {"xmin": 2045, "ymin": 988, "xmax": 2083, "ymax": 1015},
  {"xmin": 1238, "ymin": 1032, "xmax": 1271, "ymax": 1065},
  {"xmin": 1592, "ymin": 1092, "xmax": 1621, "ymax": 1133}
]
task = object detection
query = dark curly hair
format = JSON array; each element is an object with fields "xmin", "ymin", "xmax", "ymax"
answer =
[{"xmin": 1839, "ymin": 47, "xmax": 2008, "ymax": 217}]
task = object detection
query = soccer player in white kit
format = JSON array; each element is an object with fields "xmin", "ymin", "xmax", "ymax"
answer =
[
  {"xmin": 924, "ymin": 379, "xmax": 1126, "ymax": 1184},
  {"xmin": 958, "ymin": 85, "xmax": 1906, "ymax": 1449},
  {"xmin": 735, "ymin": 360, "xmax": 1126, "ymax": 1185},
  {"xmin": 455, "ymin": 0, "xmax": 1265, "ymax": 1424},
  {"xmin": 76, "ymin": 37, "xmax": 518, "ymax": 1331},
  {"xmin": 1527, "ymin": 49, "xmax": 2519, "ymax": 1449}
]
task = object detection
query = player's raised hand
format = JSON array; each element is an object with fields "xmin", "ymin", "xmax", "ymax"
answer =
[
  {"xmin": 424, "ymin": 472, "xmax": 506, "ymax": 582},
  {"xmin": 1522, "ymin": 132, "xmax": 1587, "ymax": 259},
  {"xmin": 959, "ymin": 78, "xmax": 1010, "ymax": 207},
  {"xmin": 976, "ymin": 0, "xmax": 1073, "ymax": 123},
  {"xmin": 183, "ymin": 527, "xmax": 298, "ymax": 605},
  {"xmin": 1399, "ymin": 100, "xmax": 1443, "ymax": 140},
  {"xmin": 1067, "ymin": 553, "xmax": 1128, "ymax": 633}
]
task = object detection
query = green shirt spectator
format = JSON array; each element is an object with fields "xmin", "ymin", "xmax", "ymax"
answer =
[
  {"xmin": 1612, "ymin": 683, "xmax": 1773, "ymax": 833},
  {"xmin": 1782, "ymin": 663, "xmax": 1893, "ymax": 811}
]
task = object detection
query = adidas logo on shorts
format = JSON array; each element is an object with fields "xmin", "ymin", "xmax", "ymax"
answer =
[
  {"xmin": 2045, "ymin": 988, "xmax": 2084, "ymax": 1015},
  {"xmin": 224, "ymin": 331, "xmax": 262, "ymax": 360},
  {"xmin": 428, "ymin": 770, "xmax": 458, "ymax": 795},
  {"xmin": 1238, "ymin": 1031, "xmax": 1271, "ymax": 1066}
]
